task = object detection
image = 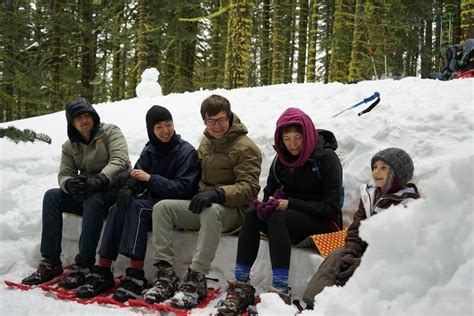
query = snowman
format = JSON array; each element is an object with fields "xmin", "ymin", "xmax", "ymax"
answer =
[{"xmin": 135, "ymin": 67, "xmax": 162, "ymax": 98}]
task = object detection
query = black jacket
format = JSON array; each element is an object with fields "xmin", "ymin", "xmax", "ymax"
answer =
[{"xmin": 263, "ymin": 129, "xmax": 343, "ymax": 228}]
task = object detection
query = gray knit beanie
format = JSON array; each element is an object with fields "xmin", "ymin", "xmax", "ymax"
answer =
[{"xmin": 371, "ymin": 148, "xmax": 414, "ymax": 185}]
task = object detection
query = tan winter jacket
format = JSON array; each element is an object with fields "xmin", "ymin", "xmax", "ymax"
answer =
[
  {"xmin": 58, "ymin": 123, "xmax": 131, "ymax": 192},
  {"xmin": 198, "ymin": 113, "xmax": 262, "ymax": 214}
]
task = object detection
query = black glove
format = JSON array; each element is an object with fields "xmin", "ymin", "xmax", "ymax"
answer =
[
  {"xmin": 116, "ymin": 171, "xmax": 131, "ymax": 188},
  {"xmin": 116, "ymin": 188, "xmax": 133, "ymax": 215},
  {"xmin": 188, "ymin": 189, "xmax": 225, "ymax": 214},
  {"xmin": 84, "ymin": 174, "xmax": 109, "ymax": 197},
  {"xmin": 116, "ymin": 177, "xmax": 141, "ymax": 215},
  {"xmin": 336, "ymin": 254, "xmax": 361, "ymax": 285},
  {"xmin": 65, "ymin": 176, "xmax": 87, "ymax": 200}
]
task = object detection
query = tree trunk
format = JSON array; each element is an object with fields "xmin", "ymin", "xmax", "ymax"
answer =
[
  {"xmin": 460, "ymin": 0, "xmax": 473, "ymax": 40},
  {"xmin": 348, "ymin": 0, "xmax": 368, "ymax": 82},
  {"xmin": 50, "ymin": 0, "xmax": 62, "ymax": 111},
  {"xmin": 260, "ymin": 0, "xmax": 272, "ymax": 85},
  {"xmin": 136, "ymin": 0, "xmax": 149, "ymax": 84},
  {"xmin": 80, "ymin": 0, "xmax": 94, "ymax": 102},
  {"xmin": 297, "ymin": 0, "xmax": 309, "ymax": 83},
  {"xmin": 224, "ymin": 0, "xmax": 254, "ymax": 89},
  {"xmin": 306, "ymin": 0, "xmax": 318, "ymax": 82},
  {"xmin": 421, "ymin": 15, "xmax": 433, "ymax": 78},
  {"xmin": 329, "ymin": 0, "xmax": 355, "ymax": 83},
  {"xmin": 271, "ymin": 0, "xmax": 284, "ymax": 84}
]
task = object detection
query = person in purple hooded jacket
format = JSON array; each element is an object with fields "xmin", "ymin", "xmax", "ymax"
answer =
[{"xmin": 217, "ymin": 108, "xmax": 343, "ymax": 315}]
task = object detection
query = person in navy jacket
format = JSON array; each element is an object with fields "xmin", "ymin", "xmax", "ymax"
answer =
[{"xmin": 76, "ymin": 105, "xmax": 200, "ymax": 301}]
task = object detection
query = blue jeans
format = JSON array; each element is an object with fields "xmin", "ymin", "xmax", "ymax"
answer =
[{"xmin": 40, "ymin": 188, "xmax": 119, "ymax": 266}]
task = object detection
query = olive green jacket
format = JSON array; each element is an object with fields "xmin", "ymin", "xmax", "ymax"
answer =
[
  {"xmin": 58, "ymin": 123, "xmax": 131, "ymax": 192},
  {"xmin": 198, "ymin": 113, "xmax": 262, "ymax": 214}
]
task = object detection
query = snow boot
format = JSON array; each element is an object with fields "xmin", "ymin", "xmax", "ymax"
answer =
[
  {"xmin": 76, "ymin": 265, "xmax": 114, "ymax": 300},
  {"xmin": 217, "ymin": 279, "xmax": 256, "ymax": 315},
  {"xmin": 21, "ymin": 259, "xmax": 63, "ymax": 286},
  {"xmin": 112, "ymin": 267, "xmax": 147, "ymax": 302},
  {"xmin": 59, "ymin": 262, "xmax": 90, "ymax": 289},
  {"xmin": 171, "ymin": 268, "xmax": 207, "ymax": 310},
  {"xmin": 143, "ymin": 265, "xmax": 179, "ymax": 304}
]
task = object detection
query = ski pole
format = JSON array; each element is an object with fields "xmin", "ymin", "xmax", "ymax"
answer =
[{"xmin": 331, "ymin": 92, "xmax": 380, "ymax": 118}]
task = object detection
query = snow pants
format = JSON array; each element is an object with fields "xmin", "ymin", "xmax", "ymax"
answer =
[
  {"xmin": 236, "ymin": 207, "xmax": 337, "ymax": 270},
  {"xmin": 99, "ymin": 198, "xmax": 155, "ymax": 261},
  {"xmin": 151, "ymin": 199, "xmax": 242, "ymax": 274},
  {"xmin": 40, "ymin": 188, "xmax": 118, "ymax": 266}
]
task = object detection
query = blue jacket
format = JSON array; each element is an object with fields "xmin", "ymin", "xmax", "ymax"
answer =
[{"xmin": 134, "ymin": 135, "xmax": 200, "ymax": 201}]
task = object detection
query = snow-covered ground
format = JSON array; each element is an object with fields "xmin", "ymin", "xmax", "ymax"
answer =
[{"xmin": 0, "ymin": 77, "xmax": 473, "ymax": 315}]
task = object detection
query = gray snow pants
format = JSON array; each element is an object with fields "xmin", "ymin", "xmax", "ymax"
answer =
[{"xmin": 151, "ymin": 199, "xmax": 242, "ymax": 274}]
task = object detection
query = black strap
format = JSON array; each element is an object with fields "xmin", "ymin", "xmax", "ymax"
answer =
[{"xmin": 357, "ymin": 96, "xmax": 380, "ymax": 116}]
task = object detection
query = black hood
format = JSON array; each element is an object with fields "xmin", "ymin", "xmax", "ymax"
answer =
[{"xmin": 65, "ymin": 97, "xmax": 101, "ymax": 143}]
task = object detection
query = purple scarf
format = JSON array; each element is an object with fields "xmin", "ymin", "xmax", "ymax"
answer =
[{"xmin": 274, "ymin": 107, "xmax": 319, "ymax": 168}]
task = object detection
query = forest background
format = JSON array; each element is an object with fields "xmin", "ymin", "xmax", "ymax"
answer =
[{"xmin": 1, "ymin": 0, "xmax": 473, "ymax": 123}]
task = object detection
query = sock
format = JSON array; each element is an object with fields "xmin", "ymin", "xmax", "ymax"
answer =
[
  {"xmin": 272, "ymin": 268, "xmax": 289, "ymax": 293},
  {"xmin": 130, "ymin": 259, "xmax": 144, "ymax": 270},
  {"xmin": 234, "ymin": 263, "xmax": 251, "ymax": 283},
  {"xmin": 98, "ymin": 257, "xmax": 112, "ymax": 268}
]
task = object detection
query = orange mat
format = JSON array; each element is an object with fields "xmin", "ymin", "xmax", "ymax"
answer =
[{"xmin": 312, "ymin": 230, "xmax": 347, "ymax": 257}]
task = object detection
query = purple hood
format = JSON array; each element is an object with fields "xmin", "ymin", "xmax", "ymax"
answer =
[{"xmin": 274, "ymin": 107, "xmax": 319, "ymax": 168}]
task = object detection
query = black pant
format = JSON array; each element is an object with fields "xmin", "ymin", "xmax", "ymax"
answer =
[
  {"xmin": 99, "ymin": 197, "xmax": 154, "ymax": 261},
  {"xmin": 236, "ymin": 207, "xmax": 337, "ymax": 269}
]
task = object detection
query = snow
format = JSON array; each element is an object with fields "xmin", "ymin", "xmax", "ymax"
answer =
[{"xmin": 1, "ymin": 76, "xmax": 473, "ymax": 315}]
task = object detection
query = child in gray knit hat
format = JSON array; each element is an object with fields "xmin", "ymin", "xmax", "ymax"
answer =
[{"xmin": 303, "ymin": 147, "xmax": 421, "ymax": 309}]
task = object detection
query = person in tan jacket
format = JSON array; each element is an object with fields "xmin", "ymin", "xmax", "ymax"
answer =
[
  {"xmin": 144, "ymin": 94, "xmax": 262, "ymax": 309},
  {"xmin": 22, "ymin": 97, "xmax": 131, "ymax": 289}
]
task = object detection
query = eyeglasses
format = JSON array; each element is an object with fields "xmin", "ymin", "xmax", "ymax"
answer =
[{"xmin": 204, "ymin": 117, "xmax": 228, "ymax": 126}]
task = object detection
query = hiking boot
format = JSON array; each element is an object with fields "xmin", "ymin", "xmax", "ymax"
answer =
[
  {"xmin": 268, "ymin": 286, "xmax": 291, "ymax": 305},
  {"xmin": 143, "ymin": 265, "xmax": 179, "ymax": 304},
  {"xmin": 217, "ymin": 279, "xmax": 256, "ymax": 315},
  {"xmin": 21, "ymin": 259, "xmax": 63, "ymax": 286},
  {"xmin": 59, "ymin": 262, "xmax": 90, "ymax": 289},
  {"xmin": 76, "ymin": 265, "xmax": 114, "ymax": 300},
  {"xmin": 170, "ymin": 268, "xmax": 207, "ymax": 310},
  {"xmin": 112, "ymin": 267, "xmax": 147, "ymax": 302}
]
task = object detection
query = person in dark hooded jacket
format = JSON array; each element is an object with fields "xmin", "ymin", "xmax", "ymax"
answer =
[
  {"xmin": 75, "ymin": 105, "xmax": 200, "ymax": 301},
  {"xmin": 217, "ymin": 107, "xmax": 343, "ymax": 315},
  {"xmin": 22, "ymin": 97, "xmax": 131, "ymax": 289},
  {"xmin": 302, "ymin": 147, "xmax": 421, "ymax": 309}
]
